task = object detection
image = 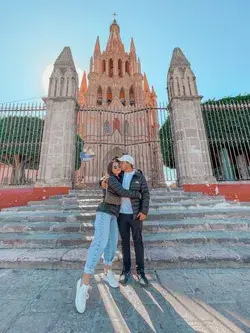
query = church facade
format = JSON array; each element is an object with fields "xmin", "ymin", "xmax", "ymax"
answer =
[{"xmin": 76, "ymin": 19, "xmax": 165, "ymax": 186}]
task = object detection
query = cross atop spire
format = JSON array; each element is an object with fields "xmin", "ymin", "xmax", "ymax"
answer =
[{"xmin": 113, "ymin": 12, "xmax": 117, "ymax": 20}]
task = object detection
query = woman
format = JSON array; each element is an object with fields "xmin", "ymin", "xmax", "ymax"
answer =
[{"xmin": 75, "ymin": 160, "xmax": 140, "ymax": 314}]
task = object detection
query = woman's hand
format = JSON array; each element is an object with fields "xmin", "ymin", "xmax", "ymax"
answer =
[{"xmin": 101, "ymin": 176, "xmax": 108, "ymax": 189}]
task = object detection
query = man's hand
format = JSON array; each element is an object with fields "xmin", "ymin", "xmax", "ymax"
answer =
[{"xmin": 137, "ymin": 212, "xmax": 147, "ymax": 221}]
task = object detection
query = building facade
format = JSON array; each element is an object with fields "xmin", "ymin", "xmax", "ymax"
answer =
[{"xmin": 76, "ymin": 19, "xmax": 165, "ymax": 186}]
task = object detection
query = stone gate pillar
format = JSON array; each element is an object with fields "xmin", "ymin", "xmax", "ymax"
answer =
[
  {"xmin": 167, "ymin": 48, "xmax": 215, "ymax": 186},
  {"xmin": 35, "ymin": 47, "xmax": 79, "ymax": 188}
]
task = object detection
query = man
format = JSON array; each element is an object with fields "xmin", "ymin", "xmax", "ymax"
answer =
[{"xmin": 116, "ymin": 154, "xmax": 150, "ymax": 287}]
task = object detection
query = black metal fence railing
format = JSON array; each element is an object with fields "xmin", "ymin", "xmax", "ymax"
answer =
[
  {"xmin": 0, "ymin": 103, "xmax": 46, "ymax": 186},
  {"xmin": 202, "ymin": 100, "xmax": 250, "ymax": 181}
]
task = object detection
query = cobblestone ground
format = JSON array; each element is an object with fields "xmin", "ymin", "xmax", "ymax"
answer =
[{"xmin": 0, "ymin": 268, "xmax": 250, "ymax": 333}]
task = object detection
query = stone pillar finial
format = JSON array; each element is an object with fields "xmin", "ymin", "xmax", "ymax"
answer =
[
  {"xmin": 36, "ymin": 46, "xmax": 79, "ymax": 188},
  {"xmin": 167, "ymin": 47, "xmax": 215, "ymax": 186}
]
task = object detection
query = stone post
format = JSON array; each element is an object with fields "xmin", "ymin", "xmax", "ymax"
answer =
[
  {"xmin": 167, "ymin": 48, "xmax": 215, "ymax": 186},
  {"xmin": 35, "ymin": 47, "xmax": 79, "ymax": 188}
]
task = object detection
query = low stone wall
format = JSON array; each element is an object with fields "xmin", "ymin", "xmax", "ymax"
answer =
[
  {"xmin": 184, "ymin": 182, "xmax": 250, "ymax": 202},
  {"xmin": 0, "ymin": 186, "xmax": 70, "ymax": 211}
]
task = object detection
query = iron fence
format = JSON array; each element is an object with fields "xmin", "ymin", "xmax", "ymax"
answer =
[
  {"xmin": 202, "ymin": 100, "xmax": 250, "ymax": 181},
  {"xmin": 0, "ymin": 103, "xmax": 46, "ymax": 186}
]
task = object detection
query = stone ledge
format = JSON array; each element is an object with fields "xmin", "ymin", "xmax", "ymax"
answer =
[{"xmin": 1, "ymin": 245, "xmax": 250, "ymax": 270}]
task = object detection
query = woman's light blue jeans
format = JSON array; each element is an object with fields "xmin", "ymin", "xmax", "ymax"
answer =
[{"xmin": 83, "ymin": 212, "xmax": 118, "ymax": 274}]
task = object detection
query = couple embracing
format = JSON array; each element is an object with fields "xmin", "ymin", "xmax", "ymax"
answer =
[{"xmin": 75, "ymin": 154, "xmax": 150, "ymax": 314}]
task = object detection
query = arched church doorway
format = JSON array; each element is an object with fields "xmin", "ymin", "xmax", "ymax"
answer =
[{"xmin": 102, "ymin": 147, "xmax": 124, "ymax": 175}]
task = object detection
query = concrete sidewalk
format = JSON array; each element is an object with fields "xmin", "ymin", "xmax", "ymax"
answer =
[{"xmin": 0, "ymin": 268, "xmax": 250, "ymax": 333}]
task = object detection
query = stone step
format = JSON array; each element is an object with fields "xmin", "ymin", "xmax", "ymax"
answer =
[
  {"xmin": 69, "ymin": 188, "xmax": 184, "ymax": 195},
  {"xmin": 1, "ymin": 243, "xmax": 250, "ymax": 269},
  {"xmin": 51, "ymin": 191, "xmax": 203, "ymax": 200},
  {"xmin": 27, "ymin": 195, "xmax": 226, "ymax": 207},
  {"xmin": 1, "ymin": 207, "xmax": 250, "ymax": 223},
  {"xmin": 5, "ymin": 198, "xmax": 228, "ymax": 213},
  {"xmin": 1, "ymin": 230, "xmax": 250, "ymax": 249},
  {"xmin": 0, "ymin": 218, "xmax": 249, "ymax": 234}
]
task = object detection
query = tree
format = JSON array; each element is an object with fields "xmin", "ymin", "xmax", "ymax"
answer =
[
  {"xmin": 0, "ymin": 116, "xmax": 83, "ymax": 185},
  {"xmin": 159, "ymin": 117, "xmax": 175, "ymax": 168},
  {"xmin": 159, "ymin": 94, "xmax": 250, "ymax": 179}
]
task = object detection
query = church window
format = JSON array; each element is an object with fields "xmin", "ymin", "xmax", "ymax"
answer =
[
  {"xmin": 104, "ymin": 120, "xmax": 111, "ymax": 134},
  {"xmin": 124, "ymin": 120, "xmax": 129, "ymax": 135},
  {"xmin": 97, "ymin": 86, "xmax": 102, "ymax": 105},
  {"xmin": 107, "ymin": 87, "xmax": 112, "ymax": 105},
  {"xmin": 176, "ymin": 78, "xmax": 181, "ymax": 96},
  {"xmin": 120, "ymin": 88, "xmax": 125, "ymax": 106},
  {"xmin": 66, "ymin": 77, "xmax": 69, "ymax": 96},
  {"xmin": 129, "ymin": 86, "xmax": 135, "ymax": 106},
  {"xmin": 59, "ymin": 78, "xmax": 64, "ymax": 96},
  {"xmin": 118, "ymin": 59, "xmax": 123, "ymax": 77},
  {"xmin": 54, "ymin": 79, "xmax": 58, "ymax": 97},
  {"xmin": 102, "ymin": 60, "xmax": 106, "ymax": 73},
  {"xmin": 125, "ymin": 61, "xmax": 130, "ymax": 75},
  {"xmin": 109, "ymin": 59, "xmax": 113, "ymax": 77},
  {"xmin": 187, "ymin": 77, "xmax": 192, "ymax": 95},
  {"xmin": 183, "ymin": 84, "xmax": 186, "ymax": 96},
  {"xmin": 72, "ymin": 77, "xmax": 76, "ymax": 97}
]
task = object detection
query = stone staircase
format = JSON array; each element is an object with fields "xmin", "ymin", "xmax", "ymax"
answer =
[{"xmin": 0, "ymin": 188, "xmax": 250, "ymax": 270}]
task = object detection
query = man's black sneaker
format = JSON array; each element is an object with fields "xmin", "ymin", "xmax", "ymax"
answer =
[
  {"xmin": 119, "ymin": 270, "xmax": 131, "ymax": 285},
  {"xmin": 137, "ymin": 271, "xmax": 149, "ymax": 287}
]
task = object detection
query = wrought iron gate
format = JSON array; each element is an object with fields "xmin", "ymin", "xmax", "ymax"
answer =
[{"xmin": 75, "ymin": 104, "xmax": 176, "ymax": 189}]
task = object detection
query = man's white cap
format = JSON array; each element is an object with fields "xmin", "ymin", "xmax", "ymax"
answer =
[{"xmin": 118, "ymin": 154, "xmax": 135, "ymax": 166}]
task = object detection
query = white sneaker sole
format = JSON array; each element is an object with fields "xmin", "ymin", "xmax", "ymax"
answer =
[
  {"xmin": 103, "ymin": 275, "xmax": 119, "ymax": 288},
  {"xmin": 75, "ymin": 279, "xmax": 86, "ymax": 314}
]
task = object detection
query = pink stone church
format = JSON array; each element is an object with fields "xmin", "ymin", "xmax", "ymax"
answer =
[{"xmin": 75, "ymin": 19, "xmax": 165, "ymax": 186}]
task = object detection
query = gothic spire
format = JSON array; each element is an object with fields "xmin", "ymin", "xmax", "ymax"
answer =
[
  {"xmin": 79, "ymin": 71, "xmax": 87, "ymax": 94},
  {"xmin": 137, "ymin": 58, "xmax": 141, "ymax": 73},
  {"xmin": 170, "ymin": 47, "xmax": 190, "ymax": 69},
  {"xmin": 144, "ymin": 73, "xmax": 150, "ymax": 93},
  {"xmin": 151, "ymin": 85, "xmax": 157, "ymax": 98},
  {"xmin": 130, "ymin": 37, "xmax": 136, "ymax": 54},
  {"xmin": 54, "ymin": 46, "xmax": 76, "ymax": 70},
  {"xmin": 90, "ymin": 56, "xmax": 93, "ymax": 73},
  {"xmin": 105, "ymin": 19, "xmax": 125, "ymax": 53},
  {"xmin": 94, "ymin": 36, "xmax": 101, "ymax": 57},
  {"xmin": 78, "ymin": 71, "xmax": 88, "ymax": 105}
]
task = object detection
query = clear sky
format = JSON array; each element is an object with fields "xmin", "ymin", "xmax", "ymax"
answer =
[{"xmin": 0, "ymin": 0, "xmax": 249, "ymax": 104}]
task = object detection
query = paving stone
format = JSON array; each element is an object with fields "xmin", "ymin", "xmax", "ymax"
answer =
[
  {"xmin": 6, "ymin": 313, "xmax": 60, "ymax": 333},
  {"xmin": 1, "ymin": 268, "xmax": 250, "ymax": 333}
]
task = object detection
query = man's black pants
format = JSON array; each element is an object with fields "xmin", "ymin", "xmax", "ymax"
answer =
[{"xmin": 117, "ymin": 213, "xmax": 144, "ymax": 273}]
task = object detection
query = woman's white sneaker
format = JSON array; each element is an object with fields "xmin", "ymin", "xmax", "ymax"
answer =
[
  {"xmin": 75, "ymin": 279, "xmax": 91, "ymax": 313},
  {"xmin": 103, "ymin": 270, "xmax": 119, "ymax": 288}
]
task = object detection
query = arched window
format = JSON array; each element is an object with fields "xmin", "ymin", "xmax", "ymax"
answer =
[
  {"xmin": 66, "ymin": 77, "xmax": 69, "ymax": 96},
  {"xmin": 107, "ymin": 87, "xmax": 112, "ymax": 105},
  {"xmin": 129, "ymin": 86, "xmax": 135, "ymax": 106},
  {"xmin": 118, "ymin": 59, "xmax": 122, "ymax": 77},
  {"xmin": 97, "ymin": 86, "xmax": 102, "ymax": 105},
  {"xmin": 109, "ymin": 59, "xmax": 113, "ymax": 77},
  {"xmin": 104, "ymin": 120, "xmax": 111, "ymax": 134},
  {"xmin": 72, "ymin": 77, "xmax": 76, "ymax": 97},
  {"xmin": 54, "ymin": 79, "xmax": 58, "ymax": 97},
  {"xmin": 120, "ymin": 88, "xmax": 125, "ymax": 106},
  {"xmin": 125, "ymin": 61, "xmax": 130, "ymax": 75},
  {"xmin": 59, "ymin": 77, "xmax": 64, "ymax": 96},
  {"xmin": 124, "ymin": 120, "xmax": 129, "ymax": 136},
  {"xmin": 102, "ymin": 59, "xmax": 106, "ymax": 73}
]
